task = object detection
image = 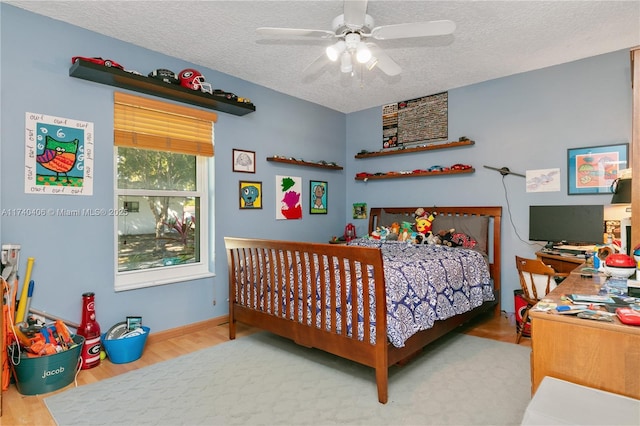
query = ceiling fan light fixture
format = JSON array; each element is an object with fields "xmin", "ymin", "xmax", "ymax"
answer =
[
  {"xmin": 326, "ymin": 40, "xmax": 346, "ymax": 62},
  {"xmin": 356, "ymin": 42, "xmax": 372, "ymax": 63},
  {"xmin": 340, "ymin": 51, "xmax": 352, "ymax": 73}
]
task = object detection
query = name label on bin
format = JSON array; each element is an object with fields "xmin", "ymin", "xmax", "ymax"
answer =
[{"xmin": 41, "ymin": 366, "xmax": 64, "ymax": 379}]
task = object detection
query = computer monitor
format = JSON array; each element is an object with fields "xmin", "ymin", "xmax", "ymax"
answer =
[{"xmin": 529, "ymin": 205, "xmax": 604, "ymax": 246}]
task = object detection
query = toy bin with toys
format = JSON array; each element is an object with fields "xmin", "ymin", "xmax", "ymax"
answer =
[
  {"xmin": 101, "ymin": 326, "xmax": 150, "ymax": 364},
  {"xmin": 11, "ymin": 334, "xmax": 84, "ymax": 395}
]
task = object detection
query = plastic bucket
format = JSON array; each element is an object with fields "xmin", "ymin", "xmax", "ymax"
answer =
[
  {"xmin": 514, "ymin": 290, "xmax": 531, "ymax": 337},
  {"xmin": 101, "ymin": 326, "xmax": 150, "ymax": 364},
  {"xmin": 12, "ymin": 334, "xmax": 84, "ymax": 395}
]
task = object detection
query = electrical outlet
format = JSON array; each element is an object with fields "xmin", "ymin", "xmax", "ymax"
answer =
[{"xmin": 212, "ymin": 299, "xmax": 216, "ymax": 306}]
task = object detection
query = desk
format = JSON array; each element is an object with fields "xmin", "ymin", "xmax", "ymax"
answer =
[
  {"xmin": 535, "ymin": 251, "xmax": 584, "ymax": 274},
  {"xmin": 529, "ymin": 269, "xmax": 640, "ymax": 399}
]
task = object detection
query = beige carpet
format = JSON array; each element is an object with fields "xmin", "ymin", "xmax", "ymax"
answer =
[{"xmin": 45, "ymin": 332, "xmax": 531, "ymax": 425}]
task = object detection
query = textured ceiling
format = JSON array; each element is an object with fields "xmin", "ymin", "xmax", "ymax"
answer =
[{"xmin": 6, "ymin": 1, "xmax": 640, "ymax": 113}]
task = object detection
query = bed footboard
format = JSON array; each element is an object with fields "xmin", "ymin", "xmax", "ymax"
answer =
[{"xmin": 225, "ymin": 237, "xmax": 392, "ymax": 402}]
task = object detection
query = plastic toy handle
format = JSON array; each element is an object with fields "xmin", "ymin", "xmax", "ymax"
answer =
[{"xmin": 15, "ymin": 257, "xmax": 35, "ymax": 324}]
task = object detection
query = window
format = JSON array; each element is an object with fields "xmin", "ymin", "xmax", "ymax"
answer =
[{"xmin": 113, "ymin": 92, "xmax": 216, "ymax": 291}]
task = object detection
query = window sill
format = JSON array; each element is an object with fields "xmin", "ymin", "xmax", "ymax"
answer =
[{"xmin": 115, "ymin": 266, "xmax": 214, "ymax": 292}]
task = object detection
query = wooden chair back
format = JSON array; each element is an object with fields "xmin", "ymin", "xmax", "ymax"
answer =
[{"xmin": 515, "ymin": 255, "xmax": 563, "ymax": 304}]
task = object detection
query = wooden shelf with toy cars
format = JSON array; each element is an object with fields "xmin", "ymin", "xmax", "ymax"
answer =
[
  {"xmin": 354, "ymin": 138, "xmax": 474, "ymax": 159},
  {"xmin": 69, "ymin": 60, "xmax": 255, "ymax": 116},
  {"xmin": 355, "ymin": 168, "xmax": 474, "ymax": 181},
  {"xmin": 266, "ymin": 156, "xmax": 343, "ymax": 170}
]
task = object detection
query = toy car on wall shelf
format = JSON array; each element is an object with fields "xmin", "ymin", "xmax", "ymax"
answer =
[
  {"xmin": 71, "ymin": 56, "xmax": 124, "ymax": 70},
  {"xmin": 450, "ymin": 163, "xmax": 472, "ymax": 170},
  {"xmin": 148, "ymin": 68, "xmax": 179, "ymax": 84},
  {"xmin": 213, "ymin": 90, "xmax": 238, "ymax": 101}
]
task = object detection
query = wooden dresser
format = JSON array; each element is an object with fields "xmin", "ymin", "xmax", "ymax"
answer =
[{"xmin": 529, "ymin": 268, "xmax": 640, "ymax": 399}]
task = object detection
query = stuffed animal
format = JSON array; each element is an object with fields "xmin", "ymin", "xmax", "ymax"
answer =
[
  {"xmin": 386, "ymin": 222, "xmax": 400, "ymax": 240},
  {"xmin": 431, "ymin": 228, "xmax": 462, "ymax": 247},
  {"xmin": 398, "ymin": 221, "xmax": 414, "ymax": 242},
  {"xmin": 414, "ymin": 209, "xmax": 436, "ymax": 236},
  {"xmin": 371, "ymin": 226, "xmax": 390, "ymax": 240}
]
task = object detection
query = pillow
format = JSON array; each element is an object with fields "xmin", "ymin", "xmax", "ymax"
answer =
[
  {"xmin": 432, "ymin": 215, "xmax": 489, "ymax": 254},
  {"xmin": 377, "ymin": 209, "xmax": 414, "ymax": 228}
]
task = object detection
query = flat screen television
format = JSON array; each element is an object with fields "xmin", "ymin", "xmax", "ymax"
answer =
[{"xmin": 529, "ymin": 205, "xmax": 604, "ymax": 246}]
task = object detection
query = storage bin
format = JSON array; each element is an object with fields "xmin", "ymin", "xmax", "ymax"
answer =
[
  {"xmin": 101, "ymin": 326, "xmax": 150, "ymax": 364},
  {"xmin": 514, "ymin": 289, "xmax": 531, "ymax": 337},
  {"xmin": 12, "ymin": 334, "xmax": 84, "ymax": 395}
]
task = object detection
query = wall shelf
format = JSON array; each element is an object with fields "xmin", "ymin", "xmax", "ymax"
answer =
[
  {"xmin": 355, "ymin": 139, "xmax": 474, "ymax": 158},
  {"xmin": 266, "ymin": 156, "xmax": 343, "ymax": 170},
  {"xmin": 355, "ymin": 168, "xmax": 475, "ymax": 180},
  {"xmin": 69, "ymin": 60, "xmax": 256, "ymax": 116}
]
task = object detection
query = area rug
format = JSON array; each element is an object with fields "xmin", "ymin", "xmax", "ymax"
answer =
[{"xmin": 45, "ymin": 332, "xmax": 531, "ymax": 425}]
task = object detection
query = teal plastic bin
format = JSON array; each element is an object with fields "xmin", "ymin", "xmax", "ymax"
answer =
[
  {"xmin": 12, "ymin": 334, "xmax": 84, "ymax": 395},
  {"xmin": 101, "ymin": 326, "xmax": 150, "ymax": 364}
]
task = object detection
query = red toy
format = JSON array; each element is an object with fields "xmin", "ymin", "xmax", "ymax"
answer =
[
  {"xmin": 71, "ymin": 56, "xmax": 124, "ymax": 70},
  {"xmin": 616, "ymin": 308, "xmax": 640, "ymax": 326},
  {"xmin": 178, "ymin": 69, "xmax": 213, "ymax": 94}
]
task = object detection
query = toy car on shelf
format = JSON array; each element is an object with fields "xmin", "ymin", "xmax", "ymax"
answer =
[
  {"xmin": 213, "ymin": 90, "xmax": 238, "ymax": 101},
  {"xmin": 72, "ymin": 56, "xmax": 124, "ymax": 70},
  {"xmin": 450, "ymin": 163, "xmax": 472, "ymax": 170},
  {"xmin": 148, "ymin": 68, "xmax": 179, "ymax": 84}
]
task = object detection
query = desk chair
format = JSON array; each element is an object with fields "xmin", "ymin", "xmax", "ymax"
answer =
[{"xmin": 515, "ymin": 256, "xmax": 569, "ymax": 344}]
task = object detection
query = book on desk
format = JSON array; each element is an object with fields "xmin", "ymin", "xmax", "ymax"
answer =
[{"xmin": 568, "ymin": 294, "xmax": 637, "ymax": 313}]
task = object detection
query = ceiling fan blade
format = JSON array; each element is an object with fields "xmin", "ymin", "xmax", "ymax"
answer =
[
  {"xmin": 256, "ymin": 27, "xmax": 336, "ymax": 39},
  {"xmin": 370, "ymin": 20, "xmax": 456, "ymax": 40},
  {"xmin": 303, "ymin": 52, "xmax": 330, "ymax": 75},
  {"xmin": 343, "ymin": 0, "xmax": 368, "ymax": 29},
  {"xmin": 366, "ymin": 43, "xmax": 401, "ymax": 76}
]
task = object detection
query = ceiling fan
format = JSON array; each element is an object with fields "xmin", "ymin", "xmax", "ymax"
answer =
[{"xmin": 256, "ymin": 0, "xmax": 456, "ymax": 77}]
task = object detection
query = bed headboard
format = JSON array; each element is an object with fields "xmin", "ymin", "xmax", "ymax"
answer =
[{"xmin": 368, "ymin": 206, "xmax": 502, "ymax": 294}]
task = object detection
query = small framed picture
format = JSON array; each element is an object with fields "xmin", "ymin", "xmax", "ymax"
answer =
[
  {"xmin": 232, "ymin": 149, "xmax": 256, "ymax": 173},
  {"xmin": 239, "ymin": 181, "xmax": 262, "ymax": 209},
  {"xmin": 309, "ymin": 180, "xmax": 327, "ymax": 214},
  {"xmin": 567, "ymin": 143, "xmax": 628, "ymax": 195},
  {"xmin": 353, "ymin": 203, "xmax": 367, "ymax": 219}
]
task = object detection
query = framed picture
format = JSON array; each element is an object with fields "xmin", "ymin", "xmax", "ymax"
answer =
[
  {"xmin": 232, "ymin": 149, "xmax": 256, "ymax": 173},
  {"xmin": 567, "ymin": 143, "xmax": 628, "ymax": 195},
  {"xmin": 309, "ymin": 181, "xmax": 327, "ymax": 214},
  {"xmin": 276, "ymin": 175, "xmax": 302, "ymax": 220},
  {"xmin": 239, "ymin": 181, "xmax": 262, "ymax": 209},
  {"xmin": 353, "ymin": 203, "xmax": 367, "ymax": 219}
]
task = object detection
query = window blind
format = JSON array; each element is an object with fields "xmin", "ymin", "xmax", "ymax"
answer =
[{"xmin": 114, "ymin": 92, "xmax": 216, "ymax": 157}]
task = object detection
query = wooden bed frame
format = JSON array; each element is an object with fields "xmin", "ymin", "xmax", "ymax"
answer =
[{"xmin": 225, "ymin": 206, "xmax": 502, "ymax": 404}]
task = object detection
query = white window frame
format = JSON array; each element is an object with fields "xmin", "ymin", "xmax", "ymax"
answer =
[{"xmin": 113, "ymin": 153, "xmax": 213, "ymax": 291}]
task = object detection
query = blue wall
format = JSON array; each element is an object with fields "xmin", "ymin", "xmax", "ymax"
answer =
[
  {"xmin": 1, "ymin": 4, "xmax": 633, "ymax": 328},
  {"xmin": 345, "ymin": 52, "xmax": 632, "ymax": 309},
  {"xmin": 0, "ymin": 5, "xmax": 347, "ymax": 332}
]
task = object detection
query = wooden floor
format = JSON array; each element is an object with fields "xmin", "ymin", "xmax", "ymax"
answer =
[{"xmin": 1, "ymin": 311, "xmax": 530, "ymax": 425}]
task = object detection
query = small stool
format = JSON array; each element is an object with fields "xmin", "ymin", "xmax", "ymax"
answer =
[{"xmin": 522, "ymin": 376, "xmax": 640, "ymax": 425}]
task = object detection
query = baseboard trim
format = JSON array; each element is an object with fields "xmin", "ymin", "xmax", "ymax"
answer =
[{"xmin": 146, "ymin": 315, "xmax": 228, "ymax": 345}]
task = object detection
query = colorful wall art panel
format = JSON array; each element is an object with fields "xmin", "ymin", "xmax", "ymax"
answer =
[
  {"xmin": 25, "ymin": 112, "xmax": 94, "ymax": 195},
  {"xmin": 276, "ymin": 175, "xmax": 302, "ymax": 220}
]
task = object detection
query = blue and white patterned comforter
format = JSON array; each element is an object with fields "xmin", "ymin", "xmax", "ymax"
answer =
[
  {"xmin": 348, "ymin": 239, "xmax": 493, "ymax": 347},
  {"xmin": 239, "ymin": 239, "xmax": 494, "ymax": 348}
]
